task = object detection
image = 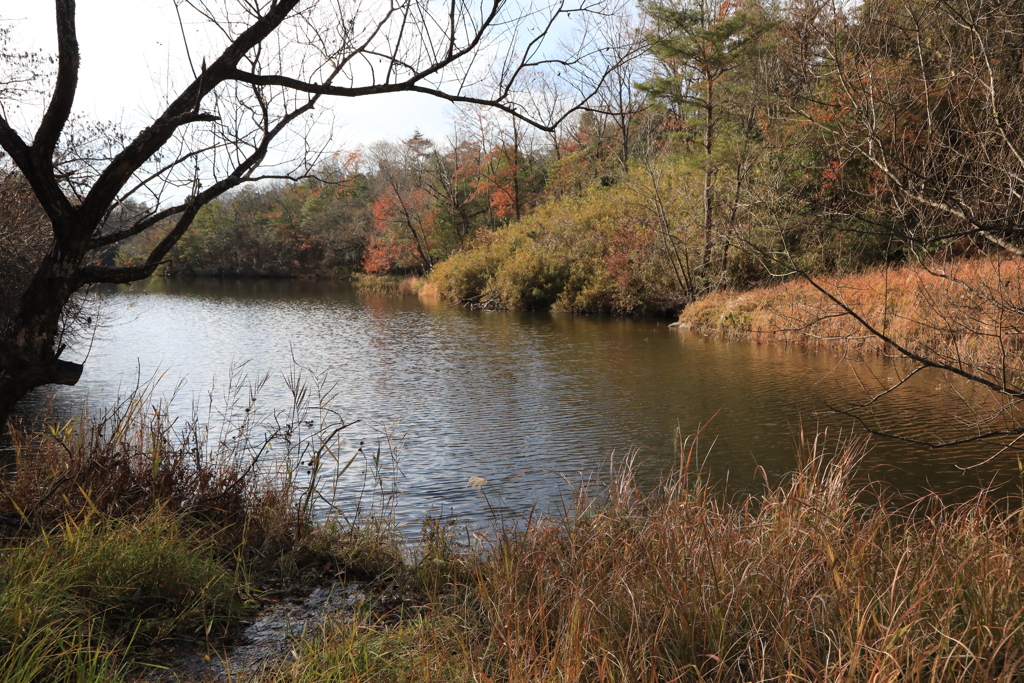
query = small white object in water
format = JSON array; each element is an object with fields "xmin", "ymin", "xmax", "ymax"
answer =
[{"xmin": 467, "ymin": 476, "xmax": 487, "ymax": 489}]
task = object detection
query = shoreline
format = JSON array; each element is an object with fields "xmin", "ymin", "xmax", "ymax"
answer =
[
  {"xmin": 7, "ymin": 411, "xmax": 1024, "ymax": 681},
  {"xmin": 676, "ymin": 255, "xmax": 1024, "ymax": 364}
]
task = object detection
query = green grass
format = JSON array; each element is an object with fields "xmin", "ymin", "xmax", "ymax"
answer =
[
  {"xmin": 0, "ymin": 512, "xmax": 237, "ymax": 682},
  {"xmin": 262, "ymin": 611, "xmax": 480, "ymax": 683}
]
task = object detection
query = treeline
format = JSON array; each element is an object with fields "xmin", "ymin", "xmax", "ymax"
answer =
[
  {"xmin": 122, "ymin": 0, "xmax": 1024, "ymax": 315},
  {"xmin": 118, "ymin": 115, "xmax": 556, "ymax": 280}
]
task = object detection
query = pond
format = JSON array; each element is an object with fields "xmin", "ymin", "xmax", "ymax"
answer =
[{"xmin": 19, "ymin": 279, "xmax": 1020, "ymax": 532}]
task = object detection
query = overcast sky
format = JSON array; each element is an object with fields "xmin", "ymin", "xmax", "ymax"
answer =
[{"xmin": 5, "ymin": 0, "xmax": 459, "ymax": 148}]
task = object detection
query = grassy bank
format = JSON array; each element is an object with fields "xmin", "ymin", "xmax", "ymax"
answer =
[
  {"xmin": 7, "ymin": 391, "xmax": 1024, "ymax": 681},
  {"xmin": 258, "ymin": 433, "xmax": 1024, "ymax": 682},
  {"xmin": 679, "ymin": 255, "xmax": 1024, "ymax": 363}
]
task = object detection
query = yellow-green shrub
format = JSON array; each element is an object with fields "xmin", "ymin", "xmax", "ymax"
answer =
[{"xmin": 431, "ymin": 164, "xmax": 692, "ymax": 315}]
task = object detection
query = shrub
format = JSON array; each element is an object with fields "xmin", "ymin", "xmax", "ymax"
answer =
[{"xmin": 431, "ymin": 171, "xmax": 687, "ymax": 315}]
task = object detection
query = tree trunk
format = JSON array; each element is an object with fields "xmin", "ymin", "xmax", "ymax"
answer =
[
  {"xmin": 701, "ymin": 81, "xmax": 715, "ymax": 287},
  {"xmin": 0, "ymin": 238, "xmax": 85, "ymax": 430}
]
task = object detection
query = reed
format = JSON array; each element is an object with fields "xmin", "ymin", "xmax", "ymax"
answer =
[
  {"xmin": 679, "ymin": 254, "xmax": 1024, "ymax": 371},
  {"xmin": 353, "ymin": 274, "xmax": 428, "ymax": 297},
  {"xmin": 273, "ymin": 432, "xmax": 1024, "ymax": 682},
  {"xmin": 0, "ymin": 367, "xmax": 406, "ymax": 680}
]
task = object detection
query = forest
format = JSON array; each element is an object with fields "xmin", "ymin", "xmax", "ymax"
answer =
[{"xmin": 108, "ymin": 0, "xmax": 1024, "ymax": 324}]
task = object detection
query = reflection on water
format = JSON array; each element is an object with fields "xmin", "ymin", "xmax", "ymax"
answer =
[{"xmin": 16, "ymin": 278, "xmax": 1021, "ymax": 531}]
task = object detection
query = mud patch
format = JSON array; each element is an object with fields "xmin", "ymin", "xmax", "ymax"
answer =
[{"xmin": 139, "ymin": 582, "xmax": 371, "ymax": 681}]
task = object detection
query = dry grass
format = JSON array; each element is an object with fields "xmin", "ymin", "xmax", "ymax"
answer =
[
  {"xmin": 0, "ymin": 367, "xmax": 415, "ymax": 680},
  {"xmin": 1, "ymin": 366, "xmax": 408, "ymax": 580},
  {"xmin": 4, "ymin": 400, "xmax": 269, "ymax": 533},
  {"xmin": 267, "ymin": 432, "xmax": 1024, "ymax": 682},
  {"xmin": 467, "ymin": 438, "xmax": 1024, "ymax": 681},
  {"xmin": 353, "ymin": 274, "xmax": 429, "ymax": 297},
  {"xmin": 680, "ymin": 255, "xmax": 1024, "ymax": 369}
]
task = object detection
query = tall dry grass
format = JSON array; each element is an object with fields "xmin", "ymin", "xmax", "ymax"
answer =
[
  {"xmin": 468, "ymin": 434, "xmax": 1024, "ymax": 681},
  {"xmin": 680, "ymin": 255, "xmax": 1024, "ymax": 369},
  {"xmin": 272, "ymin": 432, "xmax": 1024, "ymax": 682},
  {"xmin": 1, "ymin": 365, "xmax": 406, "ymax": 577},
  {"xmin": 353, "ymin": 274, "xmax": 430, "ymax": 297},
  {"xmin": 0, "ymin": 367, "xmax": 409, "ymax": 680}
]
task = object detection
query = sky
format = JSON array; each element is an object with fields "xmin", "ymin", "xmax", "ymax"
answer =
[{"xmin": 5, "ymin": 0, "xmax": 459, "ymax": 148}]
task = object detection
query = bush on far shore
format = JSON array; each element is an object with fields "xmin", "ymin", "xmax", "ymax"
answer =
[{"xmin": 430, "ymin": 163, "xmax": 693, "ymax": 316}]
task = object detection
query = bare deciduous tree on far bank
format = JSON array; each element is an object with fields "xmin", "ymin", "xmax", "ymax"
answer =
[{"xmin": 0, "ymin": 0, "xmax": 636, "ymax": 427}]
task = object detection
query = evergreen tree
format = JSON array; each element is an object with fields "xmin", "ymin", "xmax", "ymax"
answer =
[{"xmin": 640, "ymin": 0, "xmax": 773, "ymax": 287}]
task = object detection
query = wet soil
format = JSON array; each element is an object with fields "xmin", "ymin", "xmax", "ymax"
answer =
[{"xmin": 138, "ymin": 582, "xmax": 373, "ymax": 682}]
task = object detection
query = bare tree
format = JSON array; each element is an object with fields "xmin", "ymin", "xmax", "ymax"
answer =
[
  {"xmin": 590, "ymin": 12, "xmax": 654, "ymax": 173},
  {"xmin": 528, "ymin": 75, "xmax": 577, "ymax": 159},
  {"xmin": 428, "ymin": 131, "xmax": 490, "ymax": 247},
  {"xmin": 760, "ymin": 0, "xmax": 1024, "ymax": 449},
  {"xmin": 0, "ymin": 0, "xmax": 633, "ymax": 426}
]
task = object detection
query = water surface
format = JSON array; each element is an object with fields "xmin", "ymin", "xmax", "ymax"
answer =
[{"xmin": 23, "ymin": 279, "xmax": 1018, "ymax": 530}]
